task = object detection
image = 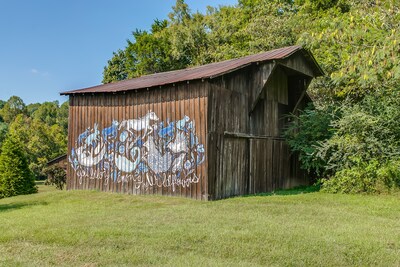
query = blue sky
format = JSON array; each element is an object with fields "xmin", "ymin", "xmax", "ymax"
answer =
[{"xmin": 0, "ymin": 0, "xmax": 237, "ymax": 105}]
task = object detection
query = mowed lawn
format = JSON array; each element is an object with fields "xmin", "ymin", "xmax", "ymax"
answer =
[{"xmin": 0, "ymin": 185, "xmax": 399, "ymax": 266}]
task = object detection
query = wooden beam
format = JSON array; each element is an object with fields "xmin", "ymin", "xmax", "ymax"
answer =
[
  {"xmin": 291, "ymin": 78, "xmax": 312, "ymax": 114},
  {"xmin": 224, "ymin": 131, "xmax": 285, "ymax": 141}
]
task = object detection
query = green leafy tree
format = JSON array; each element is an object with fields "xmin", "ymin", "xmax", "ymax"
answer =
[
  {"xmin": 31, "ymin": 101, "xmax": 59, "ymax": 126},
  {"xmin": 27, "ymin": 103, "xmax": 41, "ymax": 117},
  {"xmin": 0, "ymin": 122, "xmax": 8, "ymax": 151},
  {"xmin": 9, "ymin": 114, "xmax": 67, "ymax": 179},
  {"xmin": 102, "ymin": 49, "xmax": 129, "ymax": 83},
  {"xmin": 102, "ymin": 49, "xmax": 130, "ymax": 83},
  {"xmin": 0, "ymin": 96, "xmax": 27, "ymax": 123},
  {"xmin": 57, "ymin": 101, "xmax": 69, "ymax": 136},
  {"xmin": 294, "ymin": 0, "xmax": 400, "ymax": 100},
  {"xmin": 315, "ymin": 91, "xmax": 400, "ymax": 174},
  {"xmin": 126, "ymin": 24, "xmax": 175, "ymax": 77},
  {"xmin": 284, "ymin": 103, "xmax": 337, "ymax": 175},
  {"xmin": 166, "ymin": 0, "xmax": 212, "ymax": 66},
  {"xmin": 0, "ymin": 100, "xmax": 5, "ymax": 122},
  {"xmin": 0, "ymin": 134, "xmax": 37, "ymax": 198}
]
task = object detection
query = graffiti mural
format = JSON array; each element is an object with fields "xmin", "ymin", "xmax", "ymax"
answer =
[{"xmin": 68, "ymin": 111, "xmax": 205, "ymax": 191}]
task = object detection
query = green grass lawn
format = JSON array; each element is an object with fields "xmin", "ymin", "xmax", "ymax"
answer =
[{"xmin": 0, "ymin": 185, "xmax": 399, "ymax": 266}]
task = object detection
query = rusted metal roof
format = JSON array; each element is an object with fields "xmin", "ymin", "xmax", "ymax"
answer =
[
  {"xmin": 47, "ymin": 154, "xmax": 67, "ymax": 166},
  {"xmin": 61, "ymin": 45, "xmax": 323, "ymax": 95}
]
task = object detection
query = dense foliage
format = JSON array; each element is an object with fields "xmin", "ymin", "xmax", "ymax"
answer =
[
  {"xmin": 0, "ymin": 134, "xmax": 37, "ymax": 198},
  {"xmin": 103, "ymin": 0, "xmax": 297, "ymax": 83},
  {"xmin": 284, "ymin": 103, "xmax": 337, "ymax": 176},
  {"xmin": 0, "ymin": 96, "xmax": 68, "ymax": 194},
  {"xmin": 103, "ymin": 0, "xmax": 400, "ymax": 193}
]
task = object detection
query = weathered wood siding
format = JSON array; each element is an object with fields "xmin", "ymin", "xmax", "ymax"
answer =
[
  {"xmin": 208, "ymin": 60, "xmax": 312, "ymax": 199},
  {"xmin": 67, "ymin": 81, "xmax": 208, "ymax": 200},
  {"xmin": 207, "ymin": 66, "xmax": 253, "ymax": 200}
]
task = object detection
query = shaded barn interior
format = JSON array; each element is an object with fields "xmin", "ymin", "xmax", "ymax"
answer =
[{"xmin": 61, "ymin": 45, "xmax": 323, "ymax": 200}]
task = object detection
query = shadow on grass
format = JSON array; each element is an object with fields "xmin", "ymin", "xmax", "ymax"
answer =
[
  {"xmin": 0, "ymin": 201, "xmax": 48, "ymax": 213},
  {"xmin": 245, "ymin": 185, "xmax": 320, "ymax": 197}
]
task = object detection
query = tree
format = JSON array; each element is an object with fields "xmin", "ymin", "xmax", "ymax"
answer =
[
  {"xmin": 27, "ymin": 102, "xmax": 41, "ymax": 117},
  {"xmin": 284, "ymin": 103, "xmax": 337, "ymax": 176},
  {"xmin": 102, "ymin": 49, "xmax": 129, "ymax": 83},
  {"xmin": 57, "ymin": 101, "xmax": 69, "ymax": 136},
  {"xmin": 0, "ymin": 122, "xmax": 8, "ymax": 151},
  {"xmin": 0, "ymin": 96, "xmax": 27, "ymax": 123},
  {"xmin": 102, "ymin": 0, "xmax": 299, "ymax": 81},
  {"xmin": 9, "ymin": 114, "xmax": 67, "ymax": 179},
  {"xmin": 31, "ymin": 101, "xmax": 59, "ymax": 126},
  {"xmin": 294, "ymin": 0, "xmax": 400, "ymax": 100},
  {"xmin": 0, "ymin": 100, "xmax": 5, "ymax": 122},
  {"xmin": 0, "ymin": 134, "xmax": 37, "ymax": 198}
]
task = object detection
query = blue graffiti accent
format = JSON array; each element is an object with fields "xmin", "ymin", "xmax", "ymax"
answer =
[
  {"xmin": 158, "ymin": 121, "xmax": 175, "ymax": 138},
  {"xmin": 68, "ymin": 148, "xmax": 79, "ymax": 170},
  {"xmin": 137, "ymin": 162, "xmax": 148, "ymax": 173},
  {"xmin": 102, "ymin": 120, "xmax": 119, "ymax": 140},
  {"xmin": 119, "ymin": 131, "xmax": 128, "ymax": 142},
  {"xmin": 136, "ymin": 138, "xmax": 143, "ymax": 148},
  {"xmin": 77, "ymin": 128, "xmax": 90, "ymax": 145}
]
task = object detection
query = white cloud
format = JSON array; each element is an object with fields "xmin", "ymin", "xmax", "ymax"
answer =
[{"xmin": 30, "ymin": 68, "xmax": 49, "ymax": 77}]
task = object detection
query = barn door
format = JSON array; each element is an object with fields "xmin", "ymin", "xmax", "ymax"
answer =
[
  {"xmin": 249, "ymin": 138, "xmax": 291, "ymax": 194},
  {"xmin": 216, "ymin": 137, "xmax": 249, "ymax": 198}
]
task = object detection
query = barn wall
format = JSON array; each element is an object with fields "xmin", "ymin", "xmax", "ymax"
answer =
[
  {"xmin": 208, "ymin": 62, "xmax": 312, "ymax": 199},
  {"xmin": 67, "ymin": 81, "xmax": 209, "ymax": 200},
  {"xmin": 207, "ymin": 67, "xmax": 254, "ymax": 199}
]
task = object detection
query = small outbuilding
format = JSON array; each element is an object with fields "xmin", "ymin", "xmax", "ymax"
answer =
[
  {"xmin": 47, "ymin": 154, "xmax": 68, "ymax": 171},
  {"xmin": 61, "ymin": 45, "xmax": 323, "ymax": 200}
]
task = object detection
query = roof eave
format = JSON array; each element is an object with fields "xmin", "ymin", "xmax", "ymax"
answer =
[{"xmin": 60, "ymin": 45, "xmax": 322, "ymax": 96}]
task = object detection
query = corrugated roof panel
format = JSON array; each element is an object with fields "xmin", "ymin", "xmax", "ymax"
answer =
[{"xmin": 61, "ymin": 45, "xmax": 320, "ymax": 95}]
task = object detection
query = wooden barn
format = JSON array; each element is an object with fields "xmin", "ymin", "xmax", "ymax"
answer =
[{"xmin": 61, "ymin": 45, "xmax": 323, "ymax": 200}]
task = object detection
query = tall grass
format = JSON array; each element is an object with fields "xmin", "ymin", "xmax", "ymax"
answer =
[{"xmin": 0, "ymin": 185, "xmax": 399, "ymax": 266}]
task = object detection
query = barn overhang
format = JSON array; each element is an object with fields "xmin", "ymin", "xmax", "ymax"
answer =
[{"xmin": 248, "ymin": 50, "xmax": 320, "ymax": 115}]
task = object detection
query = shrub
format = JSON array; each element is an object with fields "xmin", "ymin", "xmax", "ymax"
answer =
[
  {"xmin": 284, "ymin": 103, "xmax": 337, "ymax": 175},
  {"xmin": 321, "ymin": 159, "xmax": 400, "ymax": 194},
  {"xmin": 44, "ymin": 165, "xmax": 66, "ymax": 190},
  {"xmin": 0, "ymin": 134, "xmax": 37, "ymax": 198},
  {"xmin": 316, "ymin": 93, "xmax": 400, "ymax": 173}
]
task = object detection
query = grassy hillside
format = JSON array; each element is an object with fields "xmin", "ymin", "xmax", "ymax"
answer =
[{"xmin": 0, "ymin": 185, "xmax": 399, "ymax": 266}]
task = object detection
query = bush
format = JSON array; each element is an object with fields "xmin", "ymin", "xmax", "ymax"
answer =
[
  {"xmin": 0, "ymin": 135, "xmax": 37, "ymax": 198},
  {"xmin": 284, "ymin": 103, "xmax": 337, "ymax": 175},
  {"xmin": 44, "ymin": 165, "xmax": 66, "ymax": 190},
  {"xmin": 286, "ymin": 90, "xmax": 400, "ymax": 194},
  {"xmin": 312, "ymin": 90, "xmax": 400, "ymax": 194},
  {"xmin": 316, "ymin": 92, "xmax": 400, "ymax": 174},
  {"xmin": 321, "ymin": 159, "xmax": 400, "ymax": 194}
]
